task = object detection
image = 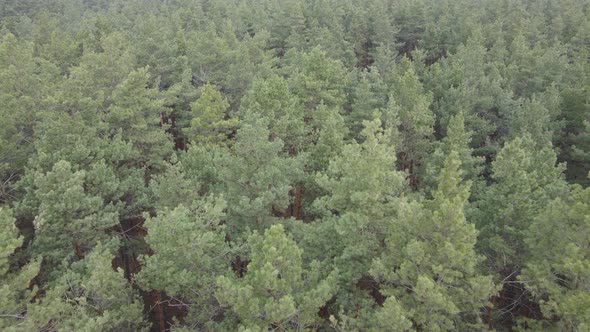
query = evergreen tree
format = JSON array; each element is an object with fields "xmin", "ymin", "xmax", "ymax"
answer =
[
  {"xmin": 1, "ymin": 1, "xmax": 589, "ymax": 330},
  {"xmin": 425, "ymin": 111, "xmax": 484, "ymax": 196},
  {"xmin": 287, "ymin": 46, "xmax": 348, "ymax": 111},
  {"xmin": 0, "ymin": 33, "xmax": 60, "ymax": 202},
  {"xmin": 107, "ymin": 67, "xmax": 174, "ymax": 171},
  {"xmin": 475, "ymin": 136, "xmax": 568, "ymax": 275},
  {"xmin": 18, "ymin": 160, "xmax": 119, "ymax": 269},
  {"xmin": 560, "ymin": 85, "xmax": 590, "ymax": 186},
  {"xmin": 19, "ymin": 243, "xmax": 147, "ymax": 331},
  {"xmin": 521, "ymin": 185, "xmax": 590, "ymax": 330},
  {"xmin": 216, "ymin": 224, "xmax": 338, "ymax": 331},
  {"xmin": 315, "ymin": 119, "xmax": 406, "ymax": 282},
  {"xmin": 391, "ymin": 59, "xmax": 434, "ymax": 188},
  {"xmin": 347, "ymin": 69, "xmax": 386, "ymax": 140},
  {"xmin": 473, "ymin": 136, "xmax": 568, "ymax": 325},
  {"xmin": 310, "ymin": 119, "xmax": 406, "ymax": 327},
  {"xmin": 67, "ymin": 32, "xmax": 135, "ymax": 111},
  {"xmin": 137, "ymin": 200, "xmax": 231, "ymax": 329},
  {"xmin": 240, "ymin": 75, "xmax": 305, "ymax": 154},
  {"xmin": 188, "ymin": 82, "xmax": 237, "ymax": 147},
  {"xmin": 0, "ymin": 207, "xmax": 40, "ymax": 330},
  {"xmin": 217, "ymin": 115, "xmax": 304, "ymax": 235},
  {"xmin": 372, "ymin": 150, "xmax": 493, "ymax": 331}
]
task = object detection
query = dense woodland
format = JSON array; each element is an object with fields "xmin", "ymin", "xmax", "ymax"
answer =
[{"xmin": 0, "ymin": 0, "xmax": 589, "ymax": 331}]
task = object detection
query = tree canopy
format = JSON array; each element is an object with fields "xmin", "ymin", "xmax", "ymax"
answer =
[{"xmin": 1, "ymin": 0, "xmax": 589, "ymax": 330}]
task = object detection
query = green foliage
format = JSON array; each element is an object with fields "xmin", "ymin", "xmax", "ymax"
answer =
[
  {"xmin": 560, "ymin": 86, "xmax": 590, "ymax": 186},
  {"xmin": 372, "ymin": 150, "xmax": 493, "ymax": 331},
  {"xmin": 0, "ymin": 207, "xmax": 40, "ymax": 330},
  {"xmin": 287, "ymin": 47, "xmax": 348, "ymax": 110},
  {"xmin": 425, "ymin": 111, "xmax": 484, "ymax": 196},
  {"xmin": 107, "ymin": 67, "xmax": 173, "ymax": 171},
  {"xmin": 240, "ymin": 75, "xmax": 305, "ymax": 154},
  {"xmin": 0, "ymin": 33, "xmax": 60, "ymax": 202},
  {"xmin": 216, "ymin": 224, "xmax": 338, "ymax": 331},
  {"xmin": 474, "ymin": 136, "xmax": 568, "ymax": 274},
  {"xmin": 347, "ymin": 69, "xmax": 386, "ymax": 139},
  {"xmin": 18, "ymin": 243, "xmax": 147, "ymax": 332},
  {"xmin": 217, "ymin": 115, "xmax": 304, "ymax": 235},
  {"xmin": 0, "ymin": 207, "xmax": 20, "ymax": 274},
  {"xmin": 189, "ymin": 83, "xmax": 237, "ymax": 147},
  {"xmin": 22, "ymin": 160, "xmax": 119, "ymax": 264},
  {"xmin": 138, "ymin": 201, "xmax": 231, "ymax": 328},
  {"xmin": 315, "ymin": 119, "xmax": 406, "ymax": 281},
  {"xmin": 2, "ymin": 1, "xmax": 590, "ymax": 330},
  {"xmin": 522, "ymin": 185, "xmax": 590, "ymax": 330},
  {"xmin": 391, "ymin": 59, "xmax": 435, "ymax": 186},
  {"xmin": 68, "ymin": 32, "xmax": 135, "ymax": 108}
]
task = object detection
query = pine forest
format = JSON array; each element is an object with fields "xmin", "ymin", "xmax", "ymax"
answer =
[{"xmin": 0, "ymin": 0, "xmax": 589, "ymax": 331}]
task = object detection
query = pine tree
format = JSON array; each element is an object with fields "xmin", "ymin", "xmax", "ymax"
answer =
[
  {"xmin": 305, "ymin": 120, "xmax": 406, "ymax": 327},
  {"xmin": 217, "ymin": 115, "xmax": 304, "ymax": 235},
  {"xmin": 427, "ymin": 31, "xmax": 510, "ymax": 171},
  {"xmin": 19, "ymin": 160, "xmax": 119, "ymax": 267},
  {"xmin": 372, "ymin": 150, "xmax": 493, "ymax": 331},
  {"xmin": 521, "ymin": 185, "xmax": 590, "ymax": 330},
  {"xmin": 0, "ymin": 207, "xmax": 19, "ymax": 275},
  {"xmin": 31, "ymin": 12, "xmax": 80, "ymax": 74},
  {"xmin": 19, "ymin": 243, "xmax": 147, "ymax": 331},
  {"xmin": 137, "ymin": 200, "xmax": 231, "ymax": 329},
  {"xmin": 107, "ymin": 67, "xmax": 174, "ymax": 172},
  {"xmin": 287, "ymin": 47, "xmax": 348, "ymax": 111},
  {"xmin": 188, "ymin": 82, "xmax": 237, "ymax": 147},
  {"xmin": 0, "ymin": 33, "xmax": 60, "ymax": 202},
  {"xmin": 560, "ymin": 87, "xmax": 590, "ymax": 186},
  {"xmin": 346, "ymin": 69, "xmax": 386, "ymax": 140},
  {"xmin": 160, "ymin": 66, "xmax": 200, "ymax": 150},
  {"xmin": 473, "ymin": 136, "xmax": 568, "ymax": 325},
  {"xmin": 570, "ymin": 120, "xmax": 590, "ymax": 182},
  {"xmin": 307, "ymin": 102, "xmax": 348, "ymax": 173},
  {"xmin": 474, "ymin": 136, "xmax": 568, "ymax": 275},
  {"xmin": 269, "ymin": 0, "xmax": 307, "ymax": 55},
  {"xmin": 508, "ymin": 87, "xmax": 562, "ymax": 146},
  {"xmin": 240, "ymin": 75, "xmax": 305, "ymax": 154},
  {"xmin": 425, "ymin": 111, "xmax": 484, "ymax": 196},
  {"xmin": 391, "ymin": 59, "xmax": 434, "ymax": 188},
  {"xmin": 0, "ymin": 207, "xmax": 40, "ymax": 330},
  {"xmin": 315, "ymin": 119, "xmax": 406, "ymax": 282},
  {"xmin": 216, "ymin": 224, "xmax": 338, "ymax": 331},
  {"xmin": 67, "ymin": 32, "xmax": 135, "ymax": 111}
]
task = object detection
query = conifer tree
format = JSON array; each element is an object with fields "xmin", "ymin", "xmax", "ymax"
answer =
[
  {"xmin": 473, "ymin": 136, "xmax": 568, "ymax": 325},
  {"xmin": 0, "ymin": 207, "xmax": 40, "ymax": 330},
  {"xmin": 425, "ymin": 111, "xmax": 484, "ymax": 196},
  {"xmin": 288, "ymin": 47, "xmax": 348, "ymax": 111},
  {"xmin": 240, "ymin": 75, "xmax": 305, "ymax": 154},
  {"xmin": 107, "ymin": 67, "xmax": 174, "ymax": 171},
  {"xmin": 217, "ymin": 115, "xmax": 304, "ymax": 234},
  {"xmin": 137, "ymin": 200, "xmax": 231, "ymax": 329},
  {"xmin": 216, "ymin": 224, "xmax": 338, "ymax": 331},
  {"xmin": 19, "ymin": 161, "xmax": 119, "ymax": 268},
  {"xmin": 306, "ymin": 120, "xmax": 406, "ymax": 327},
  {"xmin": 19, "ymin": 243, "xmax": 147, "ymax": 331},
  {"xmin": 474, "ymin": 136, "xmax": 568, "ymax": 275},
  {"xmin": 315, "ymin": 119, "xmax": 406, "ymax": 282},
  {"xmin": 188, "ymin": 82, "xmax": 237, "ymax": 147},
  {"xmin": 347, "ymin": 69, "xmax": 386, "ymax": 140},
  {"xmin": 0, "ymin": 33, "xmax": 60, "ymax": 202},
  {"xmin": 372, "ymin": 150, "xmax": 493, "ymax": 331},
  {"xmin": 521, "ymin": 185, "xmax": 590, "ymax": 330},
  {"xmin": 1, "ymin": 1, "xmax": 589, "ymax": 330},
  {"xmin": 68, "ymin": 32, "xmax": 135, "ymax": 110},
  {"xmin": 391, "ymin": 59, "xmax": 434, "ymax": 187}
]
